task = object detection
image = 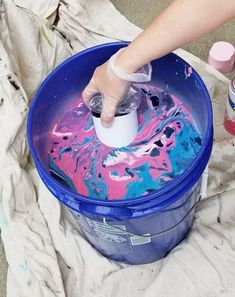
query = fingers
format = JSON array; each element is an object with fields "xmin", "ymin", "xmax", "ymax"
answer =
[
  {"xmin": 82, "ymin": 78, "xmax": 98, "ymax": 107},
  {"xmin": 100, "ymin": 96, "xmax": 119, "ymax": 128},
  {"xmin": 82, "ymin": 63, "xmax": 125, "ymax": 127},
  {"xmin": 82, "ymin": 76, "xmax": 120, "ymax": 128}
]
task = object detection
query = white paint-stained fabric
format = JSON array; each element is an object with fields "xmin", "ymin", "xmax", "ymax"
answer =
[{"xmin": 0, "ymin": 1, "xmax": 235, "ymax": 296}]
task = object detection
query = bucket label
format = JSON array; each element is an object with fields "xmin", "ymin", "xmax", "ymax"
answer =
[
  {"xmin": 130, "ymin": 235, "xmax": 151, "ymax": 246},
  {"xmin": 86, "ymin": 218, "xmax": 127, "ymax": 240},
  {"xmin": 86, "ymin": 218, "xmax": 127, "ymax": 242},
  {"xmin": 86, "ymin": 218, "xmax": 151, "ymax": 248},
  {"xmin": 86, "ymin": 217, "xmax": 132, "ymax": 254},
  {"xmin": 86, "ymin": 218, "xmax": 126, "ymax": 235}
]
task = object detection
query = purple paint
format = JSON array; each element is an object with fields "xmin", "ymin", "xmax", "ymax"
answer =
[{"xmin": 48, "ymin": 85, "xmax": 202, "ymax": 200}]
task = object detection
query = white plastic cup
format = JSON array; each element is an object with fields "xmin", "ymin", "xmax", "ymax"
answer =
[
  {"xmin": 90, "ymin": 87, "xmax": 141, "ymax": 148},
  {"xmin": 92, "ymin": 110, "xmax": 138, "ymax": 147}
]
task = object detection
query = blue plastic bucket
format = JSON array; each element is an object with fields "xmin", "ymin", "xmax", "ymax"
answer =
[{"xmin": 27, "ymin": 42, "xmax": 213, "ymax": 265}]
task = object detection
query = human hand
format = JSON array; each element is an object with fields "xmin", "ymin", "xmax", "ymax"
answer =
[
  {"xmin": 82, "ymin": 61, "xmax": 130, "ymax": 128},
  {"xmin": 82, "ymin": 48, "xmax": 152, "ymax": 127}
]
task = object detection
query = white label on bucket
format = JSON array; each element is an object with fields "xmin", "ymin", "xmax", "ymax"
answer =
[
  {"xmin": 86, "ymin": 218, "xmax": 126, "ymax": 234},
  {"xmin": 130, "ymin": 235, "xmax": 151, "ymax": 246},
  {"xmin": 86, "ymin": 218, "xmax": 151, "ymax": 247},
  {"xmin": 86, "ymin": 218, "xmax": 128, "ymax": 243}
]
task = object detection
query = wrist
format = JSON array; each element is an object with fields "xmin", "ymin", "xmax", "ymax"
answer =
[
  {"xmin": 108, "ymin": 48, "xmax": 152, "ymax": 83},
  {"xmin": 115, "ymin": 48, "xmax": 142, "ymax": 74}
]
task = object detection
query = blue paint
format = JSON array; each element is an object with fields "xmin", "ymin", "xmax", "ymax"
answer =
[
  {"xmin": 19, "ymin": 263, "xmax": 28, "ymax": 272},
  {"xmin": 48, "ymin": 85, "xmax": 202, "ymax": 201},
  {"xmin": 82, "ymin": 106, "xmax": 202, "ymax": 200},
  {"xmin": 84, "ymin": 145, "xmax": 108, "ymax": 199},
  {"xmin": 164, "ymin": 127, "xmax": 175, "ymax": 138},
  {"xmin": 166, "ymin": 122, "xmax": 201, "ymax": 175},
  {"xmin": 150, "ymin": 148, "xmax": 160, "ymax": 157},
  {"xmin": 85, "ymin": 116, "xmax": 94, "ymax": 130},
  {"xmin": 125, "ymin": 163, "xmax": 160, "ymax": 198},
  {"xmin": 58, "ymin": 147, "xmax": 72, "ymax": 161},
  {"xmin": 82, "ymin": 136, "xmax": 94, "ymax": 145},
  {"xmin": 125, "ymin": 167, "xmax": 134, "ymax": 177},
  {"xmin": 161, "ymin": 92, "xmax": 174, "ymax": 110},
  {"xmin": 111, "ymin": 171, "xmax": 119, "ymax": 176}
]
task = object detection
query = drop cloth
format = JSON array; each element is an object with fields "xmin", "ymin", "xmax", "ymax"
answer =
[{"xmin": 0, "ymin": 1, "xmax": 235, "ymax": 296}]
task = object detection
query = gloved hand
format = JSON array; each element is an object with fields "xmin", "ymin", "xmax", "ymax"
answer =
[
  {"xmin": 82, "ymin": 60, "xmax": 130, "ymax": 127},
  {"xmin": 82, "ymin": 48, "xmax": 152, "ymax": 127}
]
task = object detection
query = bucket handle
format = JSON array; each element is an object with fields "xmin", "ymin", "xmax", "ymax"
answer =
[{"xmin": 102, "ymin": 193, "xmax": 202, "ymax": 238}]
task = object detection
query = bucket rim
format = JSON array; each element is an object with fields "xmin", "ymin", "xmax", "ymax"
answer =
[{"xmin": 27, "ymin": 41, "xmax": 213, "ymax": 208}]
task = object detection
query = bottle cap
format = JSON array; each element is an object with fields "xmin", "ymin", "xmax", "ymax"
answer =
[
  {"xmin": 90, "ymin": 87, "xmax": 141, "ymax": 147},
  {"xmin": 208, "ymin": 41, "xmax": 235, "ymax": 73}
]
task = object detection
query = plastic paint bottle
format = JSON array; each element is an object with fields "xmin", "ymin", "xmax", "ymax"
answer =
[
  {"xmin": 208, "ymin": 41, "xmax": 235, "ymax": 73},
  {"xmin": 224, "ymin": 76, "xmax": 235, "ymax": 135}
]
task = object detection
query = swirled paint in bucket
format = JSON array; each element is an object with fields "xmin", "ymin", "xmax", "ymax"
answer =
[{"xmin": 48, "ymin": 84, "xmax": 202, "ymax": 200}]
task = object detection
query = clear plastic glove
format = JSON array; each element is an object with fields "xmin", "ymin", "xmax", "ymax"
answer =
[
  {"xmin": 82, "ymin": 48, "xmax": 152, "ymax": 127},
  {"xmin": 82, "ymin": 61, "xmax": 130, "ymax": 127}
]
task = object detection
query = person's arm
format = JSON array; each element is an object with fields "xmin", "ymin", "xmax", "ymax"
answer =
[{"xmin": 83, "ymin": 0, "xmax": 235, "ymax": 127}]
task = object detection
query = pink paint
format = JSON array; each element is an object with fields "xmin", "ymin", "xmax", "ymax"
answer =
[{"xmin": 48, "ymin": 85, "xmax": 202, "ymax": 200}]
